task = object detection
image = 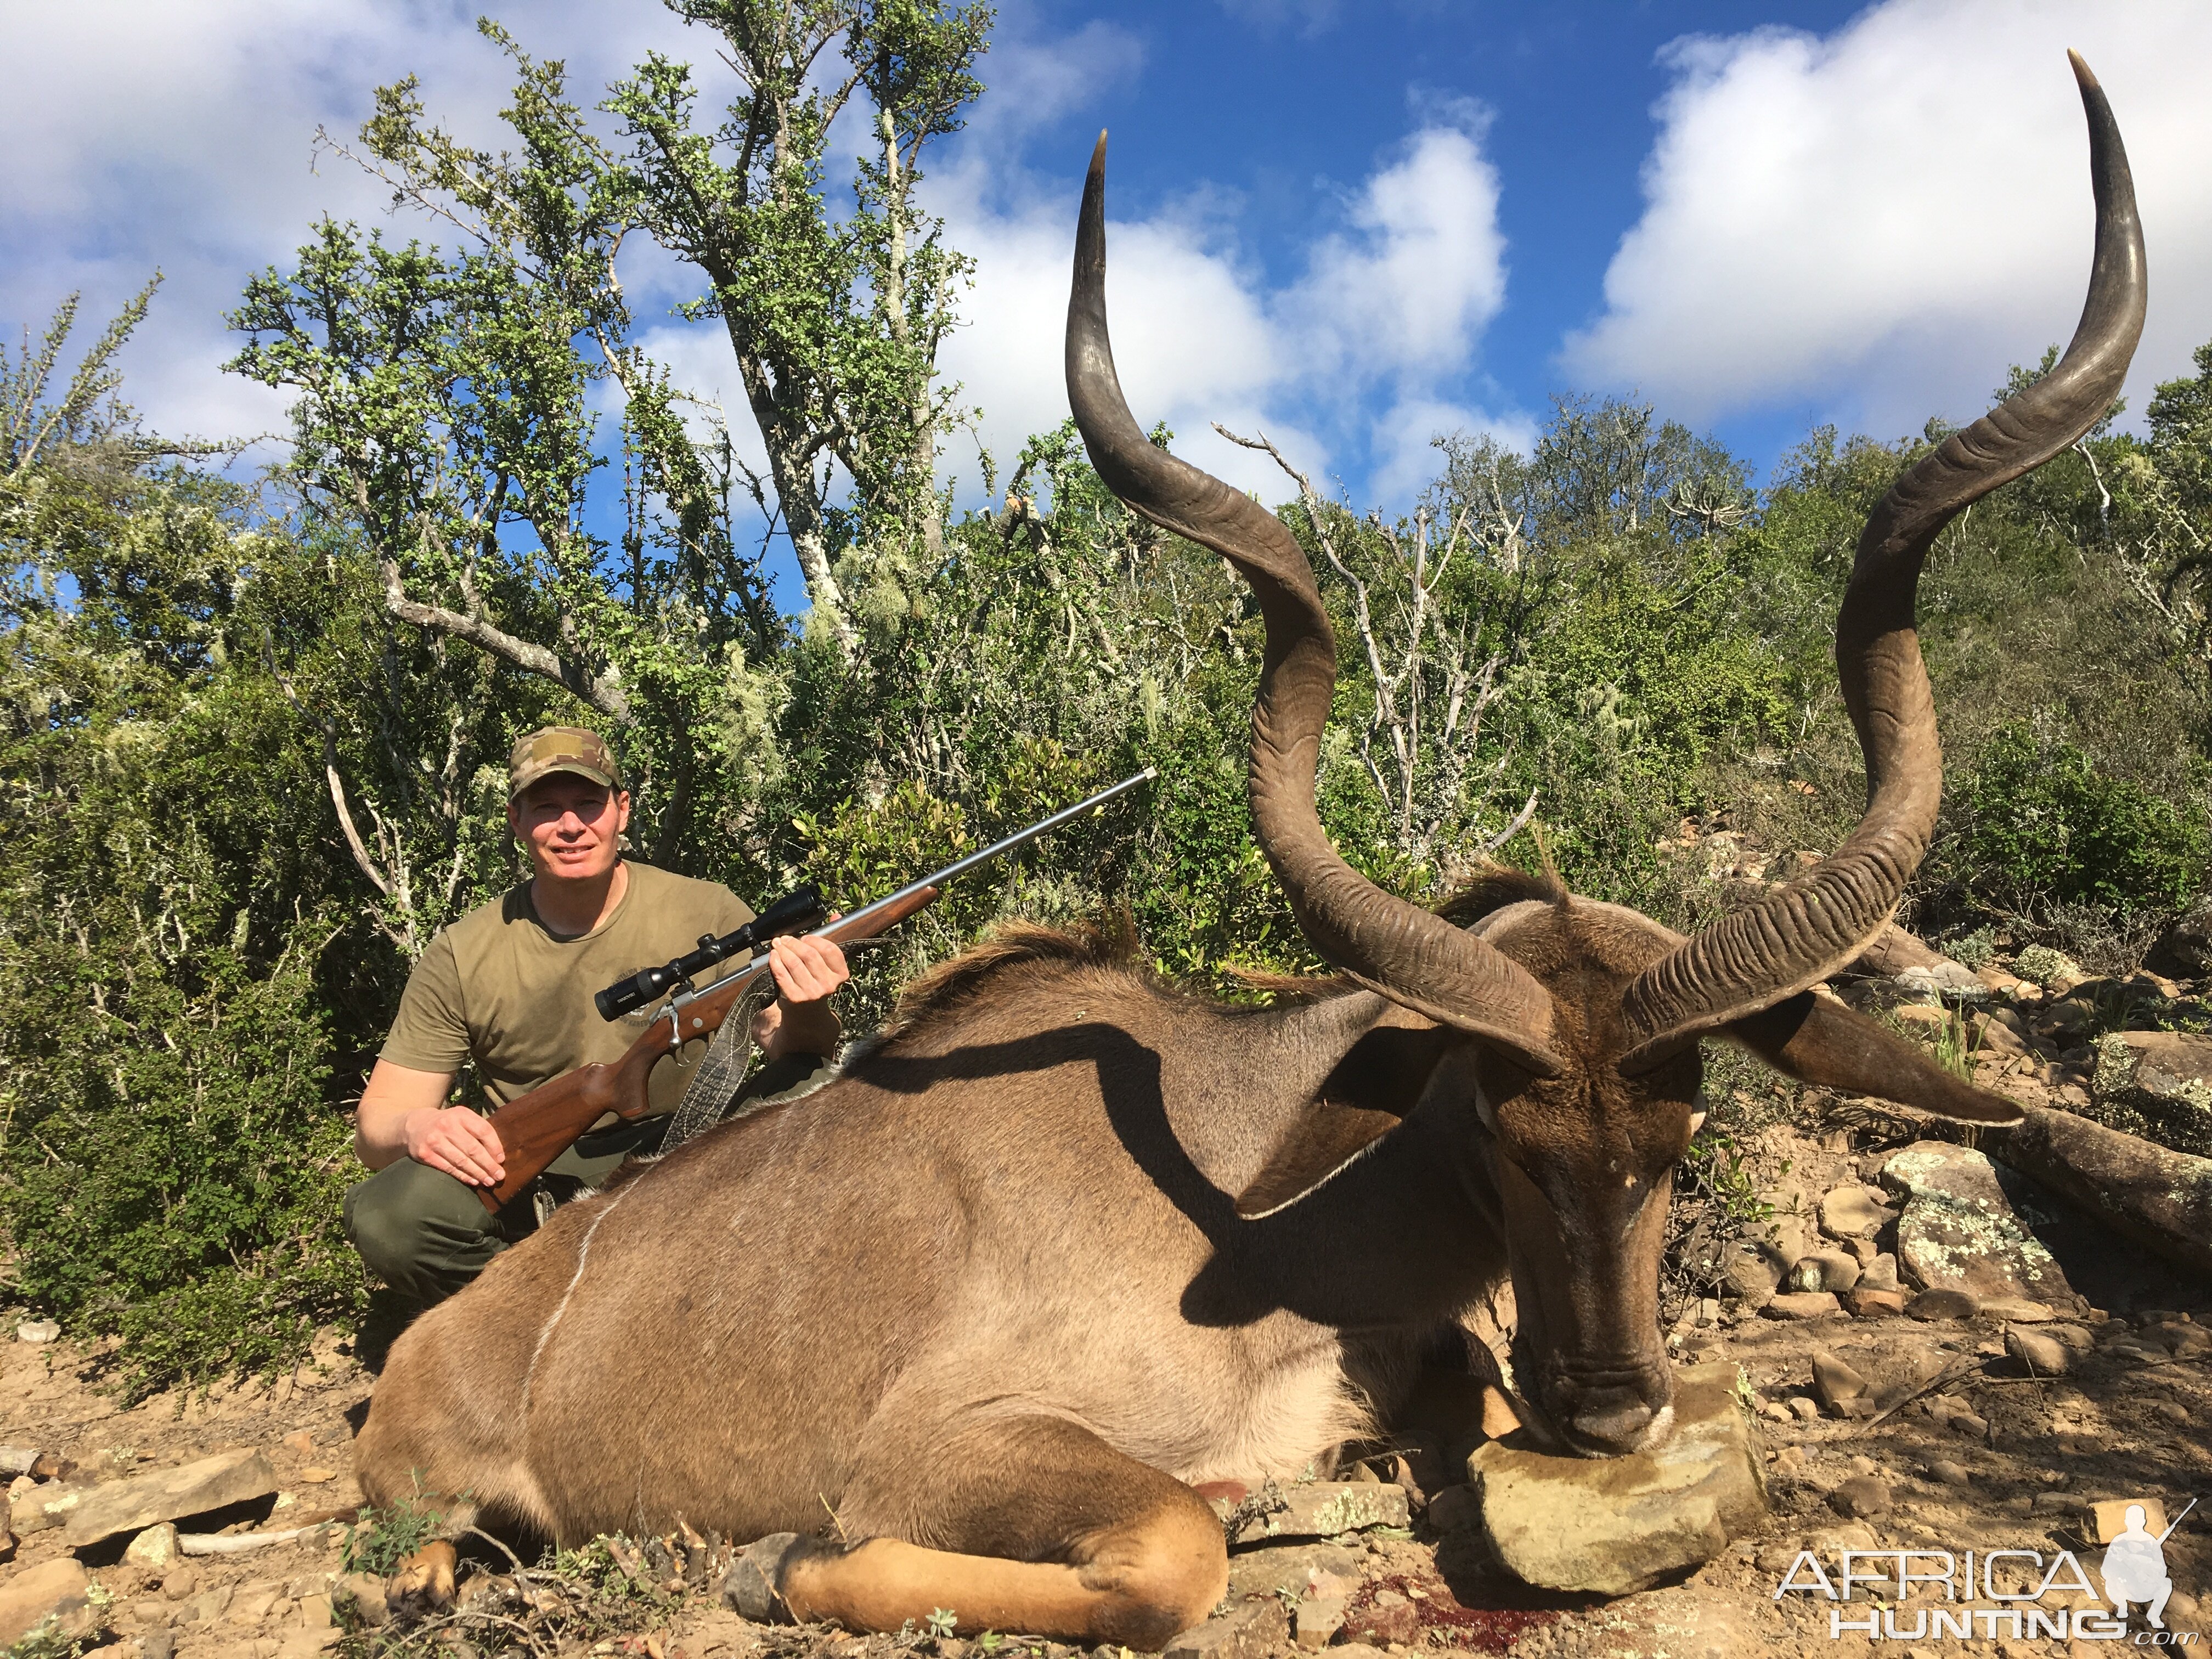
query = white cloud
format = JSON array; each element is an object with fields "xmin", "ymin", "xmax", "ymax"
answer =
[
  {"xmin": 0, "ymin": 0, "xmax": 698, "ymax": 443},
  {"xmin": 1564, "ymin": 0, "xmax": 2212, "ymax": 435},
  {"xmin": 1212, "ymin": 0, "xmax": 1344, "ymax": 38},
  {"xmin": 933, "ymin": 109, "xmax": 1517, "ymax": 510}
]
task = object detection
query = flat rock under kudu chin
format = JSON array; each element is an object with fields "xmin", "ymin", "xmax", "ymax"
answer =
[{"xmin": 1466, "ymin": 1362, "xmax": 1769, "ymax": 1596}]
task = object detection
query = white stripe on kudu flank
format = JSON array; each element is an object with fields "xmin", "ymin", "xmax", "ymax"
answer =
[{"xmin": 522, "ymin": 1187, "xmax": 629, "ymax": 1417}]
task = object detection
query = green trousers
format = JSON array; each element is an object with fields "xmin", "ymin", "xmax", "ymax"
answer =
[{"xmin": 344, "ymin": 1054, "xmax": 833, "ymax": 1306}]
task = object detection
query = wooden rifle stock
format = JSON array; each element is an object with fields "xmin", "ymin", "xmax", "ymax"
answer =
[{"xmin": 475, "ymin": 885, "xmax": 940, "ymax": 1210}]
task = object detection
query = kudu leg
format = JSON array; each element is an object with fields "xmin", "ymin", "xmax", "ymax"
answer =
[{"xmin": 779, "ymin": 1415, "xmax": 1228, "ymax": 1648}]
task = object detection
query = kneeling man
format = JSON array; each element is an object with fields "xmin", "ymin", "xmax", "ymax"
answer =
[{"xmin": 345, "ymin": 725, "xmax": 847, "ymax": 1304}]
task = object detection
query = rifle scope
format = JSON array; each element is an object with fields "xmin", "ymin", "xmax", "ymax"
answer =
[{"xmin": 593, "ymin": 884, "xmax": 829, "ymax": 1022}]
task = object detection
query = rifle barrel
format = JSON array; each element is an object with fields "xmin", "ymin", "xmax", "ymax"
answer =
[{"xmin": 666, "ymin": 765, "xmax": 1155, "ymax": 1019}]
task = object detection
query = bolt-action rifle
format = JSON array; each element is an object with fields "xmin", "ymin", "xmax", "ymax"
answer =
[{"xmin": 473, "ymin": 768, "xmax": 1155, "ymax": 1210}]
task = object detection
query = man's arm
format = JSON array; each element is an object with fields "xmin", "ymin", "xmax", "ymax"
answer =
[
  {"xmin": 750, "ymin": 933, "xmax": 850, "ymax": 1059},
  {"xmin": 356, "ymin": 1059, "xmax": 506, "ymax": 1187}
]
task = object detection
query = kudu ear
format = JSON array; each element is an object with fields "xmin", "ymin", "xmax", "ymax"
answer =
[{"xmin": 1723, "ymin": 992, "xmax": 2024, "ymax": 1128}]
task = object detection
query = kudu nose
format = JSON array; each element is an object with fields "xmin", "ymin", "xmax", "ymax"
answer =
[{"xmin": 1561, "ymin": 1387, "xmax": 1657, "ymax": 1456}]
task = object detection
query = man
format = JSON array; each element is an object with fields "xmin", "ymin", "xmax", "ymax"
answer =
[{"xmin": 345, "ymin": 725, "xmax": 848, "ymax": 1304}]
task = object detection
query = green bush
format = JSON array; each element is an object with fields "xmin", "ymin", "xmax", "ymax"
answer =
[{"xmin": 1947, "ymin": 724, "xmax": 2208, "ymax": 915}]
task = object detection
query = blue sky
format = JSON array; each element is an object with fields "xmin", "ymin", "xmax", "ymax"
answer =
[{"xmin": 6, "ymin": 1, "xmax": 2211, "ymax": 604}]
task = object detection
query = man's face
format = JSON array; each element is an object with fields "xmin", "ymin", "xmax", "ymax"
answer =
[{"xmin": 507, "ymin": 774, "xmax": 630, "ymax": 883}]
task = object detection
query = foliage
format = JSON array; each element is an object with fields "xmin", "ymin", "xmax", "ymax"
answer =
[
  {"xmin": 342, "ymin": 1488, "xmax": 444, "ymax": 1579},
  {"xmin": 1944, "ymin": 722, "xmax": 2208, "ymax": 915},
  {"xmin": 1, "ymin": 298, "xmax": 369, "ymax": 1396}
]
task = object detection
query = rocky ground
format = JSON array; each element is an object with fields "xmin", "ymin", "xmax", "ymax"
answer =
[{"xmin": 4, "ymin": 930, "xmax": 2211, "ymax": 1659}]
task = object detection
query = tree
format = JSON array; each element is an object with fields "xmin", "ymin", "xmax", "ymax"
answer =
[{"xmin": 604, "ymin": 0, "xmax": 989, "ymax": 650}]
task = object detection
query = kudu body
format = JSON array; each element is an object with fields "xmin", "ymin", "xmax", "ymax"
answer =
[{"xmin": 358, "ymin": 58, "xmax": 2145, "ymax": 1646}]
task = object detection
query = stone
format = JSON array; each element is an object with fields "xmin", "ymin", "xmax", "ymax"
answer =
[
  {"xmin": 1162, "ymin": 1598, "xmax": 1289, "ymax": 1659},
  {"xmin": 2046, "ymin": 1323, "xmax": 2095, "ymax": 1352},
  {"xmin": 1812, "ymin": 1351, "xmax": 1869, "ymax": 1412},
  {"xmin": 1973, "ymin": 1012, "xmax": 2031, "ymax": 1057},
  {"xmin": 1224, "ymin": 1542, "xmax": 1362, "ymax": 1600},
  {"xmin": 2142, "ymin": 1320, "xmax": 2212, "ymax": 1356},
  {"xmin": 1829, "ymin": 1476, "xmax": 1893, "ymax": 1519},
  {"xmin": 2006, "ymin": 1328, "xmax": 2070, "ymax": 1375},
  {"xmin": 1719, "ymin": 1242, "xmax": 1784, "ymax": 1308},
  {"xmin": 2147, "ymin": 901, "xmax": 2212, "ymax": 979},
  {"xmin": 0, "ymin": 1558, "xmax": 93, "ymax": 1648},
  {"xmin": 1860, "ymin": 1252, "xmax": 1899, "ymax": 1291},
  {"xmin": 1787, "ymin": 1396, "xmax": 1820, "ymax": 1421},
  {"xmin": 0, "ymin": 1449, "xmax": 40, "ymax": 1478},
  {"xmin": 11, "ymin": 1482, "xmax": 88, "ymax": 1536},
  {"xmin": 1294, "ymin": 1597, "xmax": 1346, "ymax": 1650},
  {"xmin": 1893, "ymin": 1003, "xmax": 1949, "ymax": 1030},
  {"xmin": 1213, "ymin": 1480, "xmax": 1408, "ymax": 1544},
  {"xmin": 0, "ymin": 1522, "xmax": 13, "ymax": 1564},
  {"xmin": 1762, "ymin": 1291, "xmax": 1841, "ymax": 1320},
  {"xmin": 280, "ymin": 1432, "xmax": 314, "ymax": 1459},
  {"xmin": 1791, "ymin": 1249, "xmax": 1861, "ymax": 1295},
  {"xmin": 1906, "ymin": 1288, "xmax": 1979, "ymax": 1321},
  {"xmin": 1928, "ymin": 1460, "xmax": 1973, "ymax": 1486},
  {"xmin": 718, "ymin": 1533, "xmax": 797, "ymax": 1621},
  {"xmin": 1980, "ymin": 1297, "xmax": 2057, "ymax": 1322},
  {"xmin": 1820, "ymin": 1184, "xmax": 1897, "ymax": 1239},
  {"xmin": 1881, "ymin": 1143, "xmax": 2075, "ymax": 1308},
  {"xmin": 14, "ymin": 1319, "xmax": 59, "ymax": 1344},
  {"xmin": 1423, "ymin": 1484, "xmax": 1477, "ymax": 1536},
  {"xmin": 331, "ymin": 1574, "xmax": 387, "ymax": 1629},
  {"xmin": 2087, "ymin": 1499, "xmax": 2168, "ymax": 1544},
  {"xmin": 64, "ymin": 1447, "xmax": 279, "ymax": 1548},
  {"xmin": 126, "ymin": 1521, "xmax": 181, "ymax": 1570},
  {"xmin": 2086, "ymin": 1031, "xmax": 2212, "ymax": 1158},
  {"xmin": 143, "ymin": 1634, "xmax": 177, "ymax": 1659},
  {"xmin": 1845, "ymin": 1288, "xmax": 1909, "ymax": 1318},
  {"xmin": 1466, "ymin": 1361, "xmax": 1767, "ymax": 1595},
  {"xmin": 298, "ymin": 1467, "xmax": 336, "ymax": 1485}
]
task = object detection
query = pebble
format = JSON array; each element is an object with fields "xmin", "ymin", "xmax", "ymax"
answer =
[
  {"xmin": 14, "ymin": 1320, "xmax": 59, "ymax": 1345},
  {"xmin": 1763, "ymin": 1291, "xmax": 1842, "ymax": 1320},
  {"xmin": 1819, "ymin": 1184, "xmax": 1897, "ymax": 1239},
  {"xmin": 2155, "ymin": 1400, "xmax": 2192, "ymax": 1425},
  {"xmin": 2006, "ymin": 1327, "xmax": 2072, "ymax": 1375},
  {"xmin": 1908, "ymin": 1289, "xmax": 1980, "ymax": 1322},
  {"xmin": 1829, "ymin": 1476, "xmax": 1893, "ymax": 1519},
  {"xmin": 1788, "ymin": 1397, "xmax": 1820, "ymax": 1421},
  {"xmin": 1812, "ymin": 1351, "xmax": 1869, "ymax": 1411},
  {"xmin": 1845, "ymin": 1287, "xmax": 1909, "ymax": 1317},
  {"xmin": 1928, "ymin": 1460, "xmax": 1973, "ymax": 1486},
  {"xmin": 1792, "ymin": 1249, "xmax": 1862, "ymax": 1295}
]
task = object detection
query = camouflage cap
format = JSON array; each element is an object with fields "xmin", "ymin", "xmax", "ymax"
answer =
[{"xmin": 507, "ymin": 726, "xmax": 622, "ymax": 800}]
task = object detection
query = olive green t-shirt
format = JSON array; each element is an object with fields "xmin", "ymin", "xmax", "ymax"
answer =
[{"xmin": 380, "ymin": 861, "xmax": 755, "ymax": 1116}]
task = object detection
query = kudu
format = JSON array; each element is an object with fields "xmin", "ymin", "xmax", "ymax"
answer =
[{"xmin": 357, "ymin": 56, "xmax": 2144, "ymax": 1647}]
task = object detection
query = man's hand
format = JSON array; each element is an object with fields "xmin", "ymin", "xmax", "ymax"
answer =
[
  {"xmin": 402, "ymin": 1104, "xmax": 508, "ymax": 1188},
  {"xmin": 751, "ymin": 932, "xmax": 849, "ymax": 1059}
]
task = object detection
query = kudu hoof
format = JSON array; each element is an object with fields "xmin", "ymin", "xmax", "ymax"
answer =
[
  {"xmin": 719, "ymin": 1531, "xmax": 802, "ymax": 1622},
  {"xmin": 387, "ymin": 1538, "xmax": 458, "ymax": 1613}
]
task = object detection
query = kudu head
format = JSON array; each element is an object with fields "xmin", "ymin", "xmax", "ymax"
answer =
[{"xmin": 1066, "ymin": 53, "xmax": 2145, "ymax": 1457}]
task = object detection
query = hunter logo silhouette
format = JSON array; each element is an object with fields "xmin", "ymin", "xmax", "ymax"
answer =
[{"xmin": 2103, "ymin": 1498, "xmax": 2194, "ymax": 1629}]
